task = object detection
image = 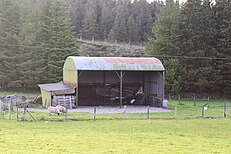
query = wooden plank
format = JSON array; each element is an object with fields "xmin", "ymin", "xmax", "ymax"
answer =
[
  {"xmin": 120, "ymin": 71, "xmax": 123, "ymax": 108},
  {"xmin": 93, "ymin": 107, "xmax": 96, "ymax": 121},
  {"xmin": 27, "ymin": 109, "xmax": 37, "ymax": 122}
]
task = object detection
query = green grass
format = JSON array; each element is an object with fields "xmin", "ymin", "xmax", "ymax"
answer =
[
  {"xmin": 1, "ymin": 99, "xmax": 230, "ymax": 122},
  {"xmin": 0, "ymin": 90, "xmax": 39, "ymax": 97},
  {"xmin": 0, "ymin": 99, "xmax": 231, "ymax": 153},
  {"xmin": 0, "ymin": 118, "xmax": 231, "ymax": 153}
]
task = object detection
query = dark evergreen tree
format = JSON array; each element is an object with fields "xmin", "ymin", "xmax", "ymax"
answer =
[
  {"xmin": 146, "ymin": 0, "xmax": 182, "ymax": 95},
  {"xmin": 213, "ymin": 0, "xmax": 231, "ymax": 97},
  {"xmin": 0, "ymin": 0, "xmax": 20, "ymax": 88},
  {"xmin": 39, "ymin": 0, "xmax": 79, "ymax": 83},
  {"xmin": 109, "ymin": 13, "xmax": 127, "ymax": 42},
  {"xmin": 179, "ymin": 0, "xmax": 219, "ymax": 95},
  {"xmin": 68, "ymin": 0, "xmax": 85, "ymax": 38},
  {"xmin": 127, "ymin": 16, "xmax": 139, "ymax": 43},
  {"xmin": 82, "ymin": 0, "xmax": 99, "ymax": 40},
  {"xmin": 99, "ymin": 1, "xmax": 116, "ymax": 40},
  {"xmin": 17, "ymin": 0, "xmax": 46, "ymax": 88}
]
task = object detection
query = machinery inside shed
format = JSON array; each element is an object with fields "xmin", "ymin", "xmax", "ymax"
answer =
[{"xmin": 77, "ymin": 70, "xmax": 164, "ymax": 107}]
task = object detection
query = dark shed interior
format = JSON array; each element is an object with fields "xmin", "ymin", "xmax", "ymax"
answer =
[{"xmin": 78, "ymin": 71, "xmax": 164, "ymax": 107}]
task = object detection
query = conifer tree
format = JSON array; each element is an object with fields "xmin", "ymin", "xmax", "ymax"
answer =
[
  {"xmin": 213, "ymin": 0, "xmax": 231, "ymax": 97},
  {"xmin": 0, "ymin": 0, "xmax": 21, "ymax": 88},
  {"xmin": 39, "ymin": 0, "xmax": 79, "ymax": 83},
  {"xmin": 179, "ymin": 0, "xmax": 219, "ymax": 95},
  {"xmin": 82, "ymin": 0, "xmax": 99, "ymax": 40},
  {"xmin": 17, "ymin": 0, "xmax": 46, "ymax": 88},
  {"xmin": 127, "ymin": 16, "xmax": 139, "ymax": 43},
  {"xmin": 147, "ymin": 0, "xmax": 181, "ymax": 95}
]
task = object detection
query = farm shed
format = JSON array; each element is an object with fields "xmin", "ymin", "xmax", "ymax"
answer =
[
  {"xmin": 63, "ymin": 56, "xmax": 165, "ymax": 108},
  {"xmin": 38, "ymin": 82, "xmax": 75, "ymax": 108}
]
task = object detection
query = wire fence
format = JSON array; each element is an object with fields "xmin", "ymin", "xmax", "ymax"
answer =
[{"xmin": 0, "ymin": 98, "xmax": 230, "ymax": 122}]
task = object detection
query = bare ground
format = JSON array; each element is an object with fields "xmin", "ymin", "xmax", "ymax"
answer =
[{"xmin": 27, "ymin": 106, "xmax": 171, "ymax": 114}]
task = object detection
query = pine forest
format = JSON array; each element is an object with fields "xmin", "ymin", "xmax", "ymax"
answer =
[{"xmin": 0, "ymin": 0, "xmax": 230, "ymax": 98}]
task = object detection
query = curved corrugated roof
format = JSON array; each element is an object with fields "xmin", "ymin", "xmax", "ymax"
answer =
[{"xmin": 63, "ymin": 56, "xmax": 165, "ymax": 71}]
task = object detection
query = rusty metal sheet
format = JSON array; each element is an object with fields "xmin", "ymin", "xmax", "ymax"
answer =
[
  {"xmin": 65, "ymin": 57, "xmax": 165, "ymax": 71},
  {"xmin": 38, "ymin": 82, "xmax": 74, "ymax": 92}
]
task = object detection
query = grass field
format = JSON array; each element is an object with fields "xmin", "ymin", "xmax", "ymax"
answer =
[
  {"xmin": 0, "ymin": 118, "xmax": 231, "ymax": 153},
  {"xmin": 3, "ymin": 98, "xmax": 229, "ymax": 121},
  {"xmin": 1, "ymin": 92, "xmax": 231, "ymax": 153},
  {"xmin": 0, "ymin": 91, "xmax": 39, "ymax": 97}
]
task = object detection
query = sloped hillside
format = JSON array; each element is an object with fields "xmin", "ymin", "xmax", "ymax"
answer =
[{"xmin": 77, "ymin": 40, "xmax": 145, "ymax": 57}]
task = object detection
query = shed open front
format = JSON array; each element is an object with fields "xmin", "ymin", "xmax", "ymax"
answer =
[{"xmin": 63, "ymin": 57, "xmax": 165, "ymax": 108}]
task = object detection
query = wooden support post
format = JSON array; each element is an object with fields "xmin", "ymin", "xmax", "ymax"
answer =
[
  {"xmin": 103, "ymin": 72, "xmax": 106, "ymax": 104},
  {"xmin": 147, "ymin": 105, "xmax": 150, "ymax": 120},
  {"xmin": 45, "ymin": 99, "xmax": 47, "ymax": 109},
  {"xmin": 120, "ymin": 71, "xmax": 123, "ymax": 108},
  {"xmin": 194, "ymin": 96, "xmax": 196, "ymax": 106},
  {"xmin": 208, "ymin": 97, "xmax": 210, "ymax": 108},
  {"xmin": 76, "ymin": 72, "xmax": 81, "ymax": 108},
  {"xmin": 224, "ymin": 101, "xmax": 227, "ymax": 118},
  {"xmin": 124, "ymin": 105, "xmax": 127, "ymax": 120},
  {"xmin": 69, "ymin": 96, "xmax": 72, "ymax": 109},
  {"xmin": 93, "ymin": 107, "xmax": 96, "ymax": 121},
  {"xmin": 178, "ymin": 94, "xmax": 181, "ymax": 104}
]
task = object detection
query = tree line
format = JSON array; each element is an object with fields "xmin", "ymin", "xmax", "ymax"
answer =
[
  {"xmin": 67, "ymin": 0, "xmax": 163, "ymax": 43},
  {"xmin": 0, "ymin": 0, "xmax": 230, "ymax": 98},
  {"xmin": 0, "ymin": 0, "xmax": 79, "ymax": 89},
  {"xmin": 147, "ymin": 0, "xmax": 230, "ymax": 98}
]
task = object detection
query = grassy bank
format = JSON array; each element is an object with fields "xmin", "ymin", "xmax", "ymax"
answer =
[{"xmin": 0, "ymin": 119, "xmax": 231, "ymax": 153}]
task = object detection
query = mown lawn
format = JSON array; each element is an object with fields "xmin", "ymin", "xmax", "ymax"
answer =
[
  {"xmin": 1, "ymin": 94, "xmax": 231, "ymax": 153},
  {"xmin": 0, "ymin": 118, "xmax": 231, "ymax": 153}
]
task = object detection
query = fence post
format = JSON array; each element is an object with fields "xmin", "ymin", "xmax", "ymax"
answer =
[
  {"xmin": 202, "ymin": 106, "xmax": 204, "ymax": 119},
  {"xmin": 194, "ymin": 96, "xmax": 196, "ymax": 106},
  {"xmin": 16, "ymin": 104, "xmax": 18, "ymax": 122},
  {"xmin": 147, "ymin": 105, "xmax": 150, "ymax": 120},
  {"xmin": 93, "ymin": 107, "xmax": 96, "ymax": 121},
  {"xmin": 0, "ymin": 100, "xmax": 2, "ymax": 117},
  {"xmin": 224, "ymin": 101, "xmax": 227, "ymax": 118},
  {"xmin": 178, "ymin": 94, "xmax": 181, "ymax": 104},
  {"xmin": 8, "ymin": 98, "xmax": 11, "ymax": 120},
  {"xmin": 1, "ymin": 102, "xmax": 4, "ymax": 118},
  {"xmin": 208, "ymin": 97, "xmax": 210, "ymax": 108},
  {"xmin": 202, "ymin": 103, "xmax": 208, "ymax": 119},
  {"xmin": 124, "ymin": 105, "xmax": 127, "ymax": 120},
  {"xmin": 175, "ymin": 101, "xmax": 177, "ymax": 119},
  {"xmin": 64, "ymin": 103, "xmax": 68, "ymax": 122},
  {"xmin": 22, "ymin": 105, "xmax": 26, "ymax": 122}
]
